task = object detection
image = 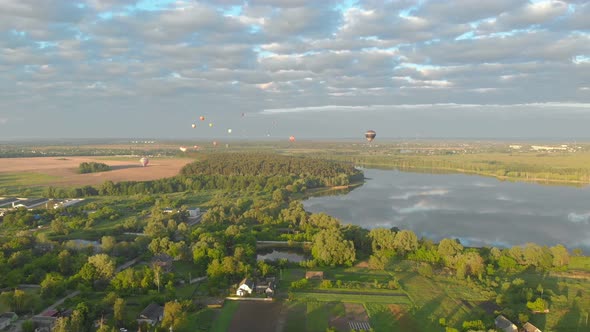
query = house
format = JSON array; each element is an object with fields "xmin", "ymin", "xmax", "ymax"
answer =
[
  {"xmin": 265, "ymin": 281, "xmax": 276, "ymax": 297},
  {"xmin": 0, "ymin": 312, "xmax": 17, "ymax": 329},
  {"xmin": 151, "ymin": 253, "xmax": 174, "ymax": 272},
  {"xmin": 254, "ymin": 278, "xmax": 276, "ymax": 297},
  {"xmin": 136, "ymin": 303, "xmax": 164, "ymax": 326},
  {"xmin": 305, "ymin": 271, "xmax": 324, "ymax": 280},
  {"xmin": 495, "ymin": 315, "xmax": 518, "ymax": 332},
  {"xmin": 523, "ymin": 322, "xmax": 542, "ymax": 332},
  {"xmin": 236, "ymin": 278, "xmax": 255, "ymax": 296},
  {"xmin": 12, "ymin": 198, "xmax": 49, "ymax": 209}
]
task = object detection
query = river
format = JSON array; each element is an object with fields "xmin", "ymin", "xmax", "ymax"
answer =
[{"xmin": 303, "ymin": 168, "xmax": 590, "ymax": 251}]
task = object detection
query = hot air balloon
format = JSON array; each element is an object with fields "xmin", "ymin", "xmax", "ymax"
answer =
[
  {"xmin": 212, "ymin": 141, "xmax": 218, "ymax": 147},
  {"xmin": 139, "ymin": 157, "xmax": 149, "ymax": 167},
  {"xmin": 365, "ymin": 130, "xmax": 376, "ymax": 142},
  {"xmin": 193, "ymin": 145, "xmax": 199, "ymax": 150},
  {"xmin": 191, "ymin": 123, "xmax": 196, "ymax": 128},
  {"xmin": 289, "ymin": 135, "xmax": 295, "ymax": 142},
  {"xmin": 227, "ymin": 129, "xmax": 232, "ymax": 134},
  {"xmin": 241, "ymin": 112, "xmax": 245, "ymax": 117},
  {"xmin": 179, "ymin": 146, "xmax": 187, "ymax": 152},
  {"xmin": 209, "ymin": 123, "xmax": 213, "ymax": 127},
  {"xmin": 200, "ymin": 116, "xmax": 205, "ymax": 121}
]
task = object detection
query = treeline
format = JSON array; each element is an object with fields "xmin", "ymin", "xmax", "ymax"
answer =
[
  {"xmin": 348, "ymin": 155, "xmax": 590, "ymax": 183},
  {"xmin": 78, "ymin": 162, "xmax": 111, "ymax": 174},
  {"xmin": 180, "ymin": 153, "xmax": 363, "ymax": 185}
]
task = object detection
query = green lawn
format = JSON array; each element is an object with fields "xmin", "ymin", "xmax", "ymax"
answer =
[
  {"xmin": 178, "ymin": 308, "xmax": 216, "ymax": 332},
  {"xmin": 209, "ymin": 301, "xmax": 239, "ymax": 332}
]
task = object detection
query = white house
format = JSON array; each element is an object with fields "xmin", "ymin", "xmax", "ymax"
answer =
[
  {"xmin": 236, "ymin": 278, "xmax": 254, "ymax": 296},
  {"xmin": 495, "ymin": 315, "xmax": 518, "ymax": 332}
]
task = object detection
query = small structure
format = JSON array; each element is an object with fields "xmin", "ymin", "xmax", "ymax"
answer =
[
  {"xmin": 151, "ymin": 253, "xmax": 174, "ymax": 272},
  {"xmin": 236, "ymin": 278, "xmax": 255, "ymax": 296},
  {"xmin": 305, "ymin": 271, "xmax": 324, "ymax": 280},
  {"xmin": 136, "ymin": 303, "xmax": 164, "ymax": 326},
  {"xmin": 265, "ymin": 281, "xmax": 276, "ymax": 297},
  {"xmin": 495, "ymin": 315, "xmax": 518, "ymax": 332},
  {"xmin": 188, "ymin": 207, "xmax": 201, "ymax": 218},
  {"xmin": 0, "ymin": 312, "xmax": 17, "ymax": 330},
  {"xmin": 523, "ymin": 322, "xmax": 542, "ymax": 332}
]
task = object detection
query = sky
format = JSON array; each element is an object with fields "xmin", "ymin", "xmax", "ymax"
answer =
[{"xmin": 0, "ymin": 0, "xmax": 589, "ymax": 140}]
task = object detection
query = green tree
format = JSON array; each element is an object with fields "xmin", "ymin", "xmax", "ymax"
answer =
[
  {"xmin": 113, "ymin": 297, "xmax": 125, "ymax": 323},
  {"xmin": 162, "ymin": 301, "xmax": 186, "ymax": 331},
  {"xmin": 550, "ymin": 244, "xmax": 570, "ymax": 268},
  {"xmin": 392, "ymin": 230, "xmax": 418, "ymax": 255},
  {"xmin": 311, "ymin": 229, "xmax": 356, "ymax": 266}
]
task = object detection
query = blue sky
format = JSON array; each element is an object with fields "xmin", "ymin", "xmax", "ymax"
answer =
[{"xmin": 0, "ymin": 0, "xmax": 589, "ymax": 140}]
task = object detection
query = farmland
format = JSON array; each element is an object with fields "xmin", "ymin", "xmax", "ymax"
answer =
[{"xmin": 0, "ymin": 156, "xmax": 194, "ymax": 194}]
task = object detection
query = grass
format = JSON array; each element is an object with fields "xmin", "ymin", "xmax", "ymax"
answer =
[
  {"xmin": 284, "ymin": 302, "xmax": 306, "ymax": 332},
  {"xmin": 569, "ymin": 256, "xmax": 590, "ymax": 271},
  {"xmin": 293, "ymin": 292, "xmax": 411, "ymax": 304},
  {"xmin": 0, "ymin": 172, "xmax": 59, "ymax": 195},
  {"xmin": 177, "ymin": 308, "xmax": 216, "ymax": 332},
  {"xmin": 210, "ymin": 301, "xmax": 239, "ymax": 332},
  {"xmin": 306, "ymin": 302, "xmax": 332, "ymax": 331}
]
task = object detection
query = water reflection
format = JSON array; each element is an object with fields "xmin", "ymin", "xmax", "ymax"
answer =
[
  {"xmin": 304, "ymin": 168, "xmax": 590, "ymax": 252},
  {"xmin": 256, "ymin": 249, "xmax": 307, "ymax": 263}
]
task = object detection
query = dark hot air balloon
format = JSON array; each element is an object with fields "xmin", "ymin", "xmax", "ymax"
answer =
[
  {"xmin": 365, "ymin": 130, "xmax": 376, "ymax": 142},
  {"xmin": 139, "ymin": 157, "xmax": 149, "ymax": 167}
]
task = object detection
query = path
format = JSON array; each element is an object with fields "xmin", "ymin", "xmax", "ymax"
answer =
[{"xmin": 38, "ymin": 290, "xmax": 81, "ymax": 315}]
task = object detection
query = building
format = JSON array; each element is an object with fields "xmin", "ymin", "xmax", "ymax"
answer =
[
  {"xmin": 305, "ymin": 271, "xmax": 324, "ymax": 280},
  {"xmin": 236, "ymin": 278, "xmax": 255, "ymax": 296},
  {"xmin": 495, "ymin": 315, "xmax": 518, "ymax": 332},
  {"xmin": 523, "ymin": 322, "xmax": 542, "ymax": 332},
  {"xmin": 53, "ymin": 198, "xmax": 85, "ymax": 209},
  {"xmin": 12, "ymin": 198, "xmax": 49, "ymax": 209},
  {"xmin": 0, "ymin": 312, "xmax": 17, "ymax": 330},
  {"xmin": 0, "ymin": 197, "xmax": 19, "ymax": 208},
  {"xmin": 255, "ymin": 278, "xmax": 276, "ymax": 297},
  {"xmin": 136, "ymin": 303, "xmax": 164, "ymax": 326}
]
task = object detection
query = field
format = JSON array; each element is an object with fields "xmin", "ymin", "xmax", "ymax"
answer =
[{"xmin": 0, "ymin": 156, "xmax": 194, "ymax": 193}]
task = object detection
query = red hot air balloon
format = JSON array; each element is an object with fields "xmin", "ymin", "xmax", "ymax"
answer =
[
  {"xmin": 212, "ymin": 141, "xmax": 218, "ymax": 147},
  {"xmin": 289, "ymin": 135, "xmax": 295, "ymax": 142},
  {"xmin": 200, "ymin": 116, "xmax": 205, "ymax": 121},
  {"xmin": 139, "ymin": 157, "xmax": 149, "ymax": 167},
  {"xmin": 365, "ymin": 130, "xmax": 376, "ymax": 142}
]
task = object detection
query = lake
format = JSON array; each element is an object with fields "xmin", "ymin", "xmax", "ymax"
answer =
[{"xmin": 303, "ymin": 168, "xmax": 590, "ymax": 251}]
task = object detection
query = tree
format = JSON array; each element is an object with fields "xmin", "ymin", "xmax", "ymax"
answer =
[
  {"xmin": 550, "ymin": 244, "xmax": 570, "ymax": 268},
  {"xmin": 113, "ymin": 297, "xmax": 125, "ymax": 323},
  {"xmin": 311, "ymin": 229, "xmax": 356, "ymax": 266},
  {"xmin": 368, "ymin": 228, "xmax": 396, "ymax": 253},
  {"xmin": 527, "ymin": 297, "xmax": 548, "ymax": 312},
  {"xmin": 101, "ymin": 236, "xmax": 117, "ymax": 253},
  {"xmin": 162, "ymin": 301, "xmax": 186, "ymax": 331},
  {"xmin": 392, "ymin": 230, "xmax": 418, "ymax": 255},
  {"xmin": 82, "ymin": 254, "xmax": 115, "ymax": 283}
]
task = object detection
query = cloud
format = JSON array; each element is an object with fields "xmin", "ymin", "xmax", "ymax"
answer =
[
  {"xmin": 390, "ymin": 189, "xmax": 449, "ymax": 200},
  {"xmin": 567, "ymin": 212, "xmax": 590, "ymax": 224},
  {"xmin": 0, "ymin": 118, "xmax": 7, "ymax": 125},
  {"xmin": 260, "ymin": 102, "xmax": 590, "ymax": 114},
  {"xmin": 1, "ymin": 0, "xmax": 590, "ymax": 138},
  {"xmin": 397, "ymin": 200, "xmax": 438, "ymax": 214}
]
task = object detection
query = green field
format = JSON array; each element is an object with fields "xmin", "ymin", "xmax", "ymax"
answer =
[
  {"xmin": 0, "ymin": 172, "xmax": 59, "ymax": 195},
  {"xmin": 569, "ymin": 256, "xmax": 590, "ymax": 271}
]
